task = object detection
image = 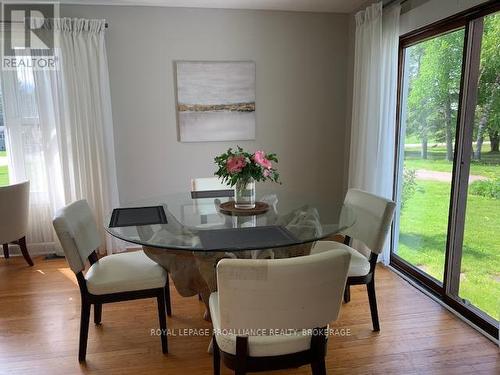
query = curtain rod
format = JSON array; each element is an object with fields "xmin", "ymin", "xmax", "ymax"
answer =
[
  {"xmin": 383, "ymin": 0, "xmax": 410, "ymax": 8},
  {"xmin": 0, "ymin": 20, "xmax": 109, "ymax": 28}
]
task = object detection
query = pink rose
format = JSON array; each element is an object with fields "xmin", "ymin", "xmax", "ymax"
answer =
[
  {"xmin": 253, "ymin": 150, "xmax": 272, "ymax": 169},
  {"xmin": 263, "ymin": 169, "xmax": 271, "ymax": 178},
  {"xmin": 226, "ymin": 155, "xmax": 247, "ymax": 174}
]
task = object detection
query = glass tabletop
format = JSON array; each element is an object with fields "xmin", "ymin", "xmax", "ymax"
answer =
[{"xmin": 105, "ymin": 190, "xmax": 355, "ymax": 252}]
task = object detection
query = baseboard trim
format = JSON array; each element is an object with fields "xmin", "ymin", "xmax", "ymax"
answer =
[
  {"xmin": 1, "ymin": 245, "xmax": 144, "ymax": 259},
  {"xmin": 2, "ymin": 245, "xmax": 56, "ymax": 257}
]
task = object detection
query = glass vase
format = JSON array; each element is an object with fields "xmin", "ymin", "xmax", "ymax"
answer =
[{"xmin": 234, "ymin": 178, "xmax": 256, "ymax": 209}]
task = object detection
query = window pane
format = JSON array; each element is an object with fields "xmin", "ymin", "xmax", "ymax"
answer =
[
  {"xmin": 0, "ymin": 135, "xmax": 7, "ymax": 187},
  {"xmin": 396, "ymin": 28, "xmax": 465, "ymax": 282},
  {"xmin": 0, "ymin": 87, "xmax": 8, "ymax": 187},
  {"xmin": 459, "ymin": 12, "xmax": 500, "ymax": 320}
]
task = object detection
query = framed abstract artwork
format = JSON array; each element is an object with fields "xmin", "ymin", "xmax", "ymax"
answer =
[{"xmin": 175, "ymin": 61, "xmax": 256, "ymax": 142}]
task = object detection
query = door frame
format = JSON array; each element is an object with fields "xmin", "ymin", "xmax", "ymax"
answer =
[{"xmin": 390, "ymin": 0, "xmax": 500, "ymax": 340}]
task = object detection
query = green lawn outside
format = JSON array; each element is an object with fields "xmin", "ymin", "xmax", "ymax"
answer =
[
  {"xmin": 398, "ymin": 181, "xmax": 449, "ymax": 281},
  {"xmin": 0, "ymin": 165, "xmax": 8, "ymax": 186},
  {"xmin": 398, "ymin": 145, "xmax": 499, "ymax": 320},
  {"xmin": 404, "ymin": 144, "xmax": 499, "ymax": 178},
  {"xmin": 0, "ymin": 150, "xmax": 8, "ymax": 186}
]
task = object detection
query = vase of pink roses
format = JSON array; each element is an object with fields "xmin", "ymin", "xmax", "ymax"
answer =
[{"xmin": 214, "ymin": 147, "xmax": 280, "ymax": 209}]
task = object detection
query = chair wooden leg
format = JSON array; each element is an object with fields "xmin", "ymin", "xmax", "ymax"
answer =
[
  {"xmin": 343, "ymin": 283, "xmax": 351, "ymax": 303},
  {"xmin": 79, "ymin": 301, "xmax": 91, "ymax": 362},
  {"xmin": 157, "ymin": 289, "xmax": 168, "ymax": 354},
  {"xmin": 212, "ymin": 335, "xmax": 220, "ymax": 375},
  {"xmin": 367, "ymin": 279, "xmax": 380, "ymax": 332},
  {"xmin": 311, "ymin": 358, "xmax": 327, "ymax": 375},
  {"xmin": 310, "ymin": 327, "xmax": 327, "ymax": 375},
  {"xmin": 3, "ymin": 244, "xmax": 9, "ymax": 258},
  {"xmin": 18, "ymin": 237, "xmax": 34, "ymax": 266},
  {"xmin": 235, "ymin": 336, "xmax": 248, "ymax": 375},
  {"xmin": 94, "ymin": 303, "xmax": 102, "ymax": 325},
  {"xmin": 165, "ymin": 276, "xmax": 172, "ymax": 317}
]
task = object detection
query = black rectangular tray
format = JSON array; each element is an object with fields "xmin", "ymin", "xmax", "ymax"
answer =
[
  {"xmin": 198, "ymin": 226, "xmax": 298, "ymax": 250},
  {"xmin": 109, "ymin": 206, "xmax": 168, "ymax": 228}
]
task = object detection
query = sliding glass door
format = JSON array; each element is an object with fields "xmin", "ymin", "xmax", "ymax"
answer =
[
  {"xmin": 459, "ymin": 12, "xmax": 499, "ymax": 322},
  {"xmin": 392, "ymin": 3, "xmax": 499, "ymax": 338},
  {"xmin": 395, "ymin": 28, "xmax": 465, "ymax": 284}
]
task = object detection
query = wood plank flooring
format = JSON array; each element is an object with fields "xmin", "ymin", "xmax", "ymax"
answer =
[{"xmin": 0, "ymin": 255, "xmax": 498, "ymax": 374}]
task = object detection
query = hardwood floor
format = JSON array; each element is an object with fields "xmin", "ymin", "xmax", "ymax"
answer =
[{"xmin": 0, "ymin": 255, "xmax": 498, "ymax": 375}]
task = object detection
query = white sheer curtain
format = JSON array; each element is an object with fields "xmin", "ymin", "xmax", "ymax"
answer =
[
  {"xmin": 1, "ymin": 62, "xmax": 65, "ymax": 253},
  {"xmin": 348, "ymin": 2, "xmax": 400, "ymax": 264},
  {"xmin": 1, "ymin": 18, "xmax": 121, "ymax": 254}
]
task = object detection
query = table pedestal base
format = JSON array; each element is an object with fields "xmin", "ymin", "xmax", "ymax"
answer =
[{"xmin": 143, "ymin": 244, "xmax": 312, "ymax": 321}]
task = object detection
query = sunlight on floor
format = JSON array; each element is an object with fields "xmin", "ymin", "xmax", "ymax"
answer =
[{"xmin": 58, "ymin": 268, "xmax": 78, "ymax": 286}]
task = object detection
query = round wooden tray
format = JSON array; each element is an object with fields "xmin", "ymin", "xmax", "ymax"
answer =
[{"xmin": 219, "ymin": 201, "xmax": 269, "ymax": 216}]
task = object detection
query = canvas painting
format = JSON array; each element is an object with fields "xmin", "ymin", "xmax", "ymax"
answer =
[{"xmin": 176, "ymin": 61, "xmax": 256, "ymax": 142}]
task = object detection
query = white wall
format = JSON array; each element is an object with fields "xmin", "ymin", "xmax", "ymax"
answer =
[{"xmin": 61, "ymin": 5, "xmax": 350, "ymax": 204}]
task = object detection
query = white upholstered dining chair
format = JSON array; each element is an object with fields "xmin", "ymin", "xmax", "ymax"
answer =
[
  {"xmin": 209, "ymin": 249, "xmax": 351, "ymax": 375},
  {"xmin": 191, "ymin": 177, "xmax": 232, "ymax": 192},
  {"xmin": 53, "ymin": 199, "xmax": 171, "ymax": 362},
  {"xmin": 311, "ymin": 188, "xmax": 396, "ymax": 332},
  {"xmin": 191, "ymin": 177, "xmax": 233, "ymax": 227},
  {"xmin": 0, "ymin": 181, "xmax": 33, "ymax": 266}
]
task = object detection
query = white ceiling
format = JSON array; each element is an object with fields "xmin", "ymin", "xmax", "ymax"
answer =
[{"xmin": 56, "ymin": 0, "xmax": 369, "ymax": 14}]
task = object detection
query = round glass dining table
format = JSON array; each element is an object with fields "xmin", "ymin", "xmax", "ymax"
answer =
[{"xmin": 105, "ymin": 190, "xmax": 355, "ymax": 317}]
